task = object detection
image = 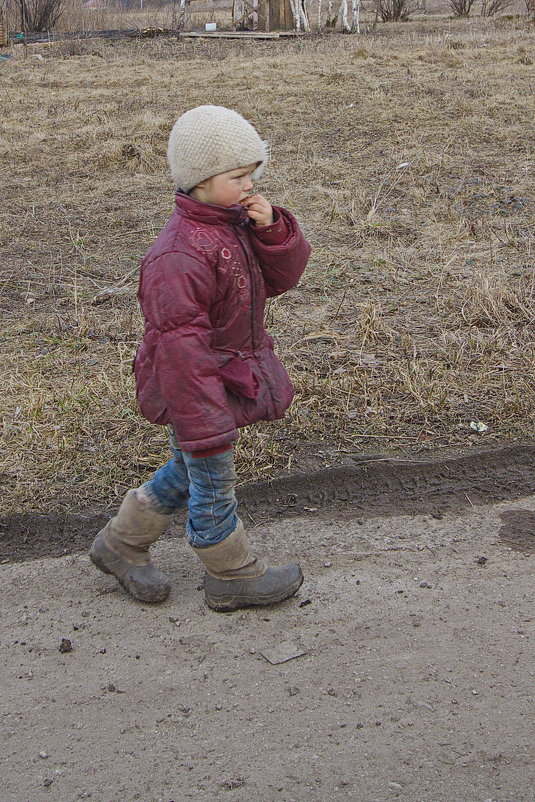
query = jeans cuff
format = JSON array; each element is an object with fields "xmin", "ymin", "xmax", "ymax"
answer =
[
  {"xmin": 140, "ymin": 483, "xmax": 179, "ymax": 515},
  {"xmin": 186, "ymin": 513, "xmax": 238, "ymax": 549}
]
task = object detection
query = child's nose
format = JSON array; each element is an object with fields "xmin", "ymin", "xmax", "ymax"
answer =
[{"xmin": 243, "ymin": 176, "xmax": 254, "ymax": 192}]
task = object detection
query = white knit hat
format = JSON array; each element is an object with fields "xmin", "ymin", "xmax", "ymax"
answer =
[{"xmin": 167, "ymin": 105, "xmax": 269, "ymax": 192}]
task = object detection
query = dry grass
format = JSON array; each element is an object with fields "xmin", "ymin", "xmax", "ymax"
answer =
[
  {"xmin": 1, "ymin": 18, "xmax": 534, "ymax": 514},
  {"xmin": 54, "ymin": 5, "xmax": 236, "ymax": 34}
]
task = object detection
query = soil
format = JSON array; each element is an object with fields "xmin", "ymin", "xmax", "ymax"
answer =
[
  {"xmin": 2, "ymin": 444, "xmax": 535, "ymax": 564},
  {"xmin": 2, "ymin": 449, "xmax": 535, "ymax": 801}
]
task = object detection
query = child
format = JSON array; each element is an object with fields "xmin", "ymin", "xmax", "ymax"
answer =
[{"xmin": 90, "ymin": 105, "xmax": 311, "ymax": 612}]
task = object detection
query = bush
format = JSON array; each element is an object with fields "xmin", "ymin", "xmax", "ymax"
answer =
[
  {"xmin": 16, "ymin": 0, "xmax": 64, "ymax": 31},
  {"xmin": 447, "ymin": 0, "xmax": 476, "ymax": 16},
  {"xmin": 481, "ymin": 0, "xmax": 514, "ymax": 15},
  {"xmin": 374, "ymin": 0, "xmax": 414, "ymax": 21}
]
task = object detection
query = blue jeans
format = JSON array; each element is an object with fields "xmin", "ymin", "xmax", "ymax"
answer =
[{"xmin": 143, "ymin": 430, "xmax": 238, "ymax": 549}]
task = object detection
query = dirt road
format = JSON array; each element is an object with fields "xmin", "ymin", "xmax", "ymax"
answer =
[{"xmin": 2, "ymin": 482, "xmax": 534, "ymax": 801}]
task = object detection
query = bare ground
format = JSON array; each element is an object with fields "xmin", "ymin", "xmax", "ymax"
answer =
[{"xmin": 2, "ymin": 483, "xmax": 534, "ymax": 801}]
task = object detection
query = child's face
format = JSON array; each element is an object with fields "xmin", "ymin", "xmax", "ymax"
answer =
[{"xmin": 190, "ymin": 163, "xmax": 257, "ymax": 207}]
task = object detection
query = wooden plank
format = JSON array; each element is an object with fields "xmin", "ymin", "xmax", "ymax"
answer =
[
  {"xmin": 257, "ymin": 0, "xmax": 267, "ymax": 30},
  {"xmin": 268, "ymin": 0, "xmax": 279, "ymax": 31},
  {"xmin": 268, "ymin": 0, "xmax": 295, "ymax": 31},
  {"xmin": 180, "ymin": 30, "xmax": 281, "ymax": 38},
  {"xmin": 283, "ymin": 0, "xmax": 294, "ymax": 30}
]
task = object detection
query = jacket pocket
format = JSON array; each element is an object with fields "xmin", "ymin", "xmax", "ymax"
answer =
[{"xmin": 219, "ymin": 356, "xmax": 259, "ymax": 400}]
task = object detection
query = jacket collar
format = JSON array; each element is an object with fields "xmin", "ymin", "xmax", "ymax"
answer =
[{"xmin": 175, "ymin": 191, "xmax": 249, "ymax": 227}]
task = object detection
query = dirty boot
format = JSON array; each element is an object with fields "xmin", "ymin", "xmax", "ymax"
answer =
[
  {"xmin": 90, "ymin": 489, "xmax": 173, "ymax": 603},
  {"xmin": 192, "ymin": 520, "xmax": 303, "ymax": 612}
]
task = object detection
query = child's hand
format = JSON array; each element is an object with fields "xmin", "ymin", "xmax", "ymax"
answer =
[{"xmin": 240, "ymin": 194, "xmax": 274, "ymax": 227}]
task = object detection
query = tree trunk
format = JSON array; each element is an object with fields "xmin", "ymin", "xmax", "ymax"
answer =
[{"xmin": 339, "ymin": 0, "xmax": 350, "ymax": 30}]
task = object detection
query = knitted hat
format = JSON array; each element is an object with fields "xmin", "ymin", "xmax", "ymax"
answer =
[{"xmin": 167, "ymin": 105, "xmax": 269, "ymax": 192}]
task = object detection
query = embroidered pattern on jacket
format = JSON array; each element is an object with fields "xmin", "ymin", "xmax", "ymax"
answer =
[
  {"xmin": 191, "ymin": 227, "xmax": 218, "ymax": 253},
  {"xmin": 218, "ymin": 245, "xmax": 250, "ymax": 309}
]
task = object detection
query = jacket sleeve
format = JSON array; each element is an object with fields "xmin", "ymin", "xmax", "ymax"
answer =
[
  {"xmin": 248, "ymin": 206, "xmax": 311, "ymax": 298},
  {"xmin": 138, "ymin": 250, "xmax": 238, "ymax": 452}
]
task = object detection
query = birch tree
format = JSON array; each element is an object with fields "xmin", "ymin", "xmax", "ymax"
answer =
[
  {"xmin": 289, "ymin": 0, "xmax": 310, "ymax": 30},
  {"xmin": 339, "ymin": 0, "xmax": 350, "ymax": 30},
  {"xmin": 351, "ymin": 0, "xmax": 360, "ymax": 31},
  {"xmin": 320, "ymin": 0, "xmax": 360, "ymax": 31}
]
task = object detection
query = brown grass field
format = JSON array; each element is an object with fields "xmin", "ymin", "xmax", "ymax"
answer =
[{"xmin": 1, "ymin": 16, "xmax": 534, "ymax": 515}]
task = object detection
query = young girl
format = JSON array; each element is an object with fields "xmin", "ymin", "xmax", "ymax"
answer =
[{"xmin": 90, "ymin": 105, "xmax": 311, "ymax": 612}]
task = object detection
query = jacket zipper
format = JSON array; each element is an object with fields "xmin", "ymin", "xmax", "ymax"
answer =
[
  {"xmin": 235, "ymin": 226, "xmax": 258, "ymax": 354},
  {"xmin": 235, "ymin": 225, "xmax": 278, "ymax": 420}
]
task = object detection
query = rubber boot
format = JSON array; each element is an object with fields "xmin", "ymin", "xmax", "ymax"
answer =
[
  {"xmin": 90, "ymin": 489, "xmax": 173, "ymax": 603},
  {"xmin": 192, "ymin": 520, "xmax": 303, "ymax": 612}
]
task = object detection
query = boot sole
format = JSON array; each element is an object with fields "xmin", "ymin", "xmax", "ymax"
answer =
[
  {"xmin": 204, "ymin": 572, "xmax": 304, "ymax": 613},
  {"xmin": 89, "ymin": 542, "xmax": 113, "ymax": 575},
  {"xmin": 90, "ymin": 534, "xmax": 170, "ymax": 604}
]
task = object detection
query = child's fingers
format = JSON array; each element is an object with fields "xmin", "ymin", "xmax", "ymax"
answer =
[
  {"xmin": 245, "ymin": 204, "xmax": 264, "ymax": 217},
  {"xmin": 240, "ymin": 193, "xmax": 268, "ymax": 208},
  {"xmin": 239, "ymin": 194, "xmax": 256, "ymax": 203},
  {"xmin": 243, "ymin": 200, "xmax": 271, "ymax": 216},
  {"xmin": 240, "ymin": 194, "xmax": 273, "ymax": 226}
]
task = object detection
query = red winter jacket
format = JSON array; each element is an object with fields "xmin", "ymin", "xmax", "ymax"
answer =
[{"xmin": 134, "ymin": 192, "xmax": 311, "ymax": 453}]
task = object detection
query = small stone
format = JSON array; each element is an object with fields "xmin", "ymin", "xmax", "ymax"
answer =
[
  {"xmin": 59, "ymin": 638, "xmax": 72, "ymax": 653},
  {"xmin": 220, "ymin": 777, "xmax": 245, "ymax": 790},
  {"xmin": 100, "ymin": 648, "xmax": 106, "ymax": 654},
  {"xmin": 419, "ymin": 581, "xmax": 428, "ymax": 588},
  {"xmin": 389, "ymin": 782, "xmax": 402, "ymax": 790},
  {"xmin": 43, "ymin": 778, "xmax": 53, "ymax": 788},
  {"xmin": 477, "ymin": 556, "xmax": 488, "ymax": 565},
  {"xmin": 324, "ymin": 561, "xmax": 332, "ymax": 568},
  {"xmin": 38, "ymin": 751, "xmax": 49, "ymax": 759}
]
